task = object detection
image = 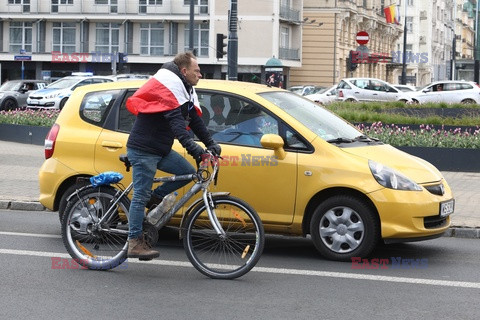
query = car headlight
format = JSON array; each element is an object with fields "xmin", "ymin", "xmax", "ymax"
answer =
[{"xmin": 368, "ymin": 160, "xmax": 422, "ymax": 191}]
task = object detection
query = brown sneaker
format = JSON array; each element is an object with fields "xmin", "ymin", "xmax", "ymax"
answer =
[{"xmin": 127, "ymin": 236, "xmax": 159, "ymax": 261}]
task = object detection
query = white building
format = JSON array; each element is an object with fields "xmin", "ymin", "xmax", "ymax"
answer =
[
  {"xmin": 392, "ymin": 0, "xmax": 456, "ymax": 86},
  {"xmin": 0, "ymin": 0, "xmax": 302, "ymax": 85}
]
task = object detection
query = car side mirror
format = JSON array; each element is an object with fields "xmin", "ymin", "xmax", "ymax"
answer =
[
  {"xmin": 260, "ymin": 134, "xmax": 286, "ymax": 160},
  {"xmin": 19, "ymin": 88, "xmax": 28, "ymax": 93}
]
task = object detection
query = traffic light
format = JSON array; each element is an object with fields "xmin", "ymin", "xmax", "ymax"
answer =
[
  {"xmin": 347, "ymin": 50, "xmax": 358, "ymax": 72},
  {"xmin": 216, "ymin": 33, "xmax": 227, "ymax": 59}
]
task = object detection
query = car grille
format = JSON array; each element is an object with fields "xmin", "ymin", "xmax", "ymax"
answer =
[
  {"xmin": 424, "ymin": 215, "xmax": 448, "ymax": 229},
  {"xmin": 29, "ymin": 96, "xmax": 43, "ymax": 100},
  {"xmin": 424, "ymin": 183, "xmax": 445, "ymax": 196}
]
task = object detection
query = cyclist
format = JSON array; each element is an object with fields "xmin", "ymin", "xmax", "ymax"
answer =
[{"xmin": 125, "ymin": 52, "xmax": 221, "ymax": 260}]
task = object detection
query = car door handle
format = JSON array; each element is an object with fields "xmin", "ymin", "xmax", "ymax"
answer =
[
  {"xmin": 373, "ymin": 93, "xmax": 378, "ymax": 95},
  {"xmin": 101, "ymin": 141, "xmax": 123, "ymax": 149},
  {"xmin": 354, "ymin": 91, "xmax": 360, "ymax": 94}
]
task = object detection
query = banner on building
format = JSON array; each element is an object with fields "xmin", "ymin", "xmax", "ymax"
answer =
[{"xmin": 384, "ymin": 5, "xmax": 400, "ymax": 25}]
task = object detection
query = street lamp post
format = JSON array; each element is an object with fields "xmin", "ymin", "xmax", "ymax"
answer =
[{"xmin": 400, "ymin": 0, "xmax": 408, "ymax": 85}]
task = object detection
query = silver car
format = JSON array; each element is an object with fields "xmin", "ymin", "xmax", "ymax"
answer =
[
  {"xmin": 337, "ymin": 78, "xmax": 412, "ymax": 103},
  {"xmin": 0, "ymin": 80, "xmax": 47, "ymax": 110},
  {"xmin": 410, "ymin": 81, "xmax": 480, "ymax": 104}
]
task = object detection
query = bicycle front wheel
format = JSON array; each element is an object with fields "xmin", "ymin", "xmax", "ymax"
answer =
[
  {"xmin": 61, "ymin": 186, "xmax": 130, "ymax": 270},
  {"xmin": 183, "ymin": 195, "xmax": 264, "ymax": 279}
]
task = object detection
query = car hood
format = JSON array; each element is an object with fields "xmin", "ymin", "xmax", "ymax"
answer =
[
  {"xmin": 341, "ymin": 144, "xmax": 443, "ymax": 184},
  {"xmin": 31, "ymin": 88, "xmax": 64, "ymax": 96}
]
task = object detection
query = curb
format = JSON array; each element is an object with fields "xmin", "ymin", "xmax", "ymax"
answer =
[
  {"xmin": 1, "ymin": 200, "xmax": 480, "ymax": 239},
  {"xmin": 0, "ymin": 200, "xmax": 46, "ymax": 212}
]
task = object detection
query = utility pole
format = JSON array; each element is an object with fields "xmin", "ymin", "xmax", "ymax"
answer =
[
  {"xmin": 227, "ymin": 0, "xmax": 238, "ymax": 80},
  {"xmin": 189, "ymin": 0, "xmax": 194, "ymax": 53},
  {"xmin": 474, "ymin": 0, "xmax": 479, "ymax": 83},
  {"xmin": 400, "ymin": 0, "xmax": 408, "ymax": 85}
]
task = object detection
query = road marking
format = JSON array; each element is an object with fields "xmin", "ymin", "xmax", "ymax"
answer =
[
  {"xmin": 1, "ymin": 248, "xmax": 480, "ymax": 289},
  {"xmin": 0, "ymin": 231, "xmax": 61, "ymax": 238}
]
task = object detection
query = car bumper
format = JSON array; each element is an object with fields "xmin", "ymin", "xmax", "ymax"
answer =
[
  {"xmin": 38, "ymin": 157, "xmax": 76, "ymax": 210},
  {"xmin": 26, "ymin": 98, "xmax": 60, "ymax": 109},
  {"xmin": 370, "ymin": 183, "xmax": 453, "ymax": 240}
]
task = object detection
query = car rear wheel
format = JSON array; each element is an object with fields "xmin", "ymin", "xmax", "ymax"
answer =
[
  {"xmin": 1, "ymin": 98, "xmax": 18, "ymax": 111},
  {"xmin": 310, "ymin": 195, "xmax": 379, "ymax": 261},
  {"xmin": 461, "ymin": 98, "xmax": 476, "ymax": 104},
  {"xmin": 345, "ymin": 98, "xmax": 356, "ymax": 103}
]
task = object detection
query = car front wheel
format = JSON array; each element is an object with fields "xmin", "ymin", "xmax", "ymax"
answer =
[{"xmin": 310, "ymin": 195, "xmax": 379, "ymax": 261}]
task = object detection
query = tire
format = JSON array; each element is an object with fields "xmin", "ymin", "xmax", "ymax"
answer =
[
  {"xmin": 58, "ymin": 182, "xmax": 88, "ymax": 222},
  {"xmin": 461, "ymin": 99, "xmax": 476, "ymax": 104},
  {"xmin": 310, "ymin": 195, "xmax": 379, "ymax": 262},
  {"xmin": 59, "ymin": 97, "xmax": 69, "ymax": 110},
  {"xmin": 345, "ymin": 98, "xmax": 356, "ymax": 103},
  {"xmin": 61, "ymin": 186, "xmax": 130, "ymax": 270},
  {"xmin": 1, "ymin": 98, "xmax": 18, "ymax": 111},
  {"xmin": 183, "ymin": 195, "xmax": 264, "ymax": 279}
]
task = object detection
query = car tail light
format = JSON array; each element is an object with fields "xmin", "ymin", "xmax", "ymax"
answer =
[
  {"xmin": 45, "ymin": 123, "xmax": 60, "ymax": 159},
  {"xmin": 339, "ymin": 90, "xmax": 344, "ymax": 98}
]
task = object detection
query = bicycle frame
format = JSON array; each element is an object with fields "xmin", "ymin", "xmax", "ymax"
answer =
[{"xmin": 83, "ymin": 153, "xmax": 227, "ymax": 238}]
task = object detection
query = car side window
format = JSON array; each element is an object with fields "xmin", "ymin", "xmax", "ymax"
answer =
[
  {"xmin": 352, "ymin": 79, "xmax": 369, "ymax": 89},
  {"xmin": 200, "ymin": 93, "xmax": 278, "ymax": 147},
  {"xmin": 460, "ymin": 83, "xmax": 473, "ymax": 90},
  {"xmin": 80, "ymin": 89, "xmax": 121, "ymax": 125},
  {"xmin": 117, "ymin": 90, "xmax": 137, "ymax": 133}
]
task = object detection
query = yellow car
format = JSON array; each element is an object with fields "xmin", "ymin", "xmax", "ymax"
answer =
[{"xmin": 39, "ymin": 79, "xmax": 454, "ymax": 261}]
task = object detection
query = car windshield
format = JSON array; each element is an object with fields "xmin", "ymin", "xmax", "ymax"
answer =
[
  {"xmin": 259, "ymin": 91, "xmax": 362, "ymax": 141},
  {"xmin": 0, "ymin": 81, "xmax": 21, "ymax": 92},
  {"xmin": 47, "ymin": 78, "xmax": 82, "ymax": 89}
]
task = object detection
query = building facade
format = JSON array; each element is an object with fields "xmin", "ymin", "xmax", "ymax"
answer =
[{"xmin": 0, "ymin": 0, "xmax": 303, "ymax": 85}]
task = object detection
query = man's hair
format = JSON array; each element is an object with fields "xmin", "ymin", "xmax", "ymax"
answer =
[{"xmin": 174, "ymin": 51, "xmax": 196, "ymax": 69}]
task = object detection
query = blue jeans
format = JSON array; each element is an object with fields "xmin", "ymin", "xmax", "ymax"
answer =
[{"xmin": 127, "ymin": 147, "xmax": 195, "ymax": 239}]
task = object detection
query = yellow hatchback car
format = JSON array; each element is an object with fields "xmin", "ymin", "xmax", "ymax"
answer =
[{"xmin": 39, "ymin": 79, "xmax": 454, "ymax": 261}]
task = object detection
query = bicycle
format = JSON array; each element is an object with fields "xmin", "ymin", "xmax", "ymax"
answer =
[{"xmin": 61, "ymin": 151, "xmax": 265, "ymax": 279}]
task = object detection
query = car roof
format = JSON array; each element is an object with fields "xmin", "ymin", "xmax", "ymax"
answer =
[{"xmin": 71, "ymin": 79, "xmax": 286, "ymax": 97}]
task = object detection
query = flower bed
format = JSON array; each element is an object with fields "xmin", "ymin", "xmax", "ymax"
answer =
[{"xmin": 357, "ymin": 122, "xmax": 480, "ymax": 149}]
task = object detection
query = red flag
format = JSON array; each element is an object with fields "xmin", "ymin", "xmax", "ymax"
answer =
[
  {"xmin": 126, "ymin": 68, "xmax": 201, "ymax": 116},
  {"xmin": 384, "ymin": 5, "xmax": 395, "ymax": 24}
]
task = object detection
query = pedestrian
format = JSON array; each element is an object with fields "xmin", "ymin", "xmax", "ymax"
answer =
[{"xmin": 125, "ymin": 51, "xmax": 221, "ymax": 260}]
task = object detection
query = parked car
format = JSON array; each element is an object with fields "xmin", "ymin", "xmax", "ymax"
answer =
[
  {"xmin": 26, "ymin": 75, "xmax": 113, "ymax": 110},
  {"xmin": 410, "ymin": 80, "xmax": 480, "ymax": 104},
  {"xmin": 39, "ymin": 80, "xmax": 454, "ymax": 261},
  {"xmin": 288, "ymin": 85, "xmax": 325, "ymax": 96},
  {"xmin": 304, "ymin": 85, "xmax": 338, "ymax": 105},
  {"xmin": 0, "ymin": 80, "xmax": 47, "ymax": 110},
  {"xmin": 393, "ymin": 84, "xmax": 417, "ymax": 92},
  {"xmin": 337, "ymin": 78, "xmax": 412, "ymax": 102}
]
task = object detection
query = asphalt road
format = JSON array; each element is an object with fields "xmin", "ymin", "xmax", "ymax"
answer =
[{"xmin": 1, "ymin": 209, "xmax": 480, "ymax": 319}]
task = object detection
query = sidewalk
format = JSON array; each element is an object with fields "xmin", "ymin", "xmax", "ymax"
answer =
[{"xmin": 0, "ymin": 140, "xmax": 479, "ymax": 234}]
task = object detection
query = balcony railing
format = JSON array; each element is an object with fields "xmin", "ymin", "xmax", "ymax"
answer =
[
  {"xmin": 279, "ymin": 5, "xmax": 300, "ymax": 22},
  {"xmin": 279, "ymin": 47, "xmax": 299, "ymax": 60}
]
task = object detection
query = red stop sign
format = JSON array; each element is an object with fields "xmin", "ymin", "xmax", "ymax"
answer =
[{"xmin": 356, "ymin": 31, "xmax": 369, "ymax": 45}]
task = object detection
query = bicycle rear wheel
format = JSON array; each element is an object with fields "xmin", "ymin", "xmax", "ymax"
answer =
[
  {"xmin": 183, "ymin": 195, "xmax": 264, "ymax": 279},
  {"xmin": 61, "ymin": 186, "xmax": 130, "ymax": 270}
]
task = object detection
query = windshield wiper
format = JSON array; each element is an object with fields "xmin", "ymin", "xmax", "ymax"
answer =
[
  {"xmin": 353, "ymin": 135, "xmax": 379, "ymax": 142},
  {"xmin": 327, "ymin": 137, "xmax": 354, "ymax": 144}
]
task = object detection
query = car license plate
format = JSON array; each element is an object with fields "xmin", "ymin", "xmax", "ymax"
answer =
[
  {"xmin": 439, "ymin": 199, "xmax": 454, "ymax": 217},
  {"xmin": 29, "ymin": 100, "xmax": 39, "ymax": 105}
]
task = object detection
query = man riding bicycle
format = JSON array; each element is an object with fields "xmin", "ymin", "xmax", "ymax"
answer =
[{"xmin": 125, "ymin": 52, "xmax": 221, "ymax": 260}]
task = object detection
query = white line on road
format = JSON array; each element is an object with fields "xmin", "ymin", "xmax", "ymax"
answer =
[
  {"xmin": 0, "ymin": 231, "xmax": 61, "ymax": 238},
  {"xmin": 1, "ymin": 248, "xmax": 480, "ymax": 289}
]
